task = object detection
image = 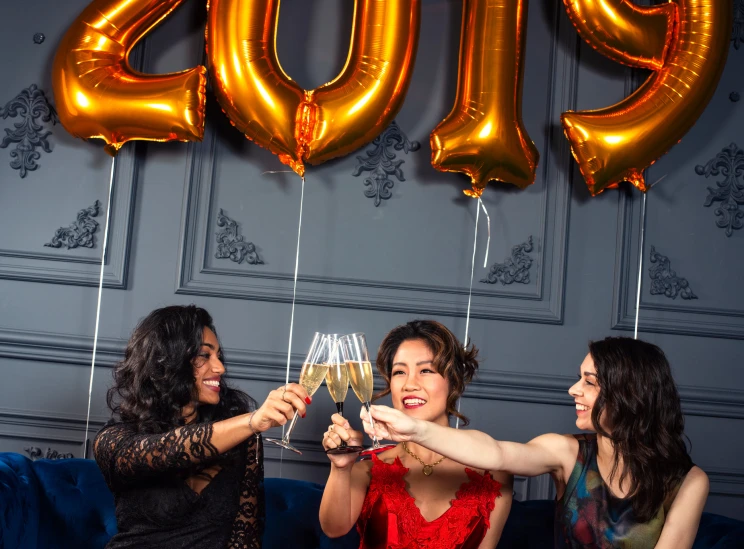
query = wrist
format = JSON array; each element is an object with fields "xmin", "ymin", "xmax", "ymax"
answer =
[
  {"xmin": 330, "ymin": 462, "xmax": 354, "ymax": 474},
  {"xmin": 411, "ymin": 418, "xmax": 428, "ymax": 444},
  {"xmin": 247, "ymin": 412, "xmax": 262, "ymax": 435}
]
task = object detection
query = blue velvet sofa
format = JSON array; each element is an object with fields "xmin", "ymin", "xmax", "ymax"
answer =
[{"xmin": 1, "ymin": 452, "xmax": 742, "ymax": 548}]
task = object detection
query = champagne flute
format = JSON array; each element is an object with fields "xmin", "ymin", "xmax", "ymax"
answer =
[
  {"xmin": 264, "ymin": 333, "xmax": 331, "ymax": 455},
  {"xmin": 325, "ymin": 335, "xmax": 363, "ymax": 455},
  {"xmin": 339, "ymin": 333, "xmax": 392, "ymax": 455}
]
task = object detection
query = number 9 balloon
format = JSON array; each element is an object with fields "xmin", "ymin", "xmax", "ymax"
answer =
[{"xmin": 561, "ymin": 0, "xmax": 732, "ymax": 195}]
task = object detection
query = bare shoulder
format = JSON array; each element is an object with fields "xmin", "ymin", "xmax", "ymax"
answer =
[
  {"xmin": 681, "ymin": 466, "xmax": 709, "ymax": 493},
  {"xmin": 350, "ymin": 458, "xmax": 374, "ymax": 488}
]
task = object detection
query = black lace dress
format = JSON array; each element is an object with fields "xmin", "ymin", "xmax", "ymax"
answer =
[{"xmin": 94, "ymin": 421, "xmax": 264, "ymax": 549}]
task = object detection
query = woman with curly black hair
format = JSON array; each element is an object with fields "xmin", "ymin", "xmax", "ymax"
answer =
[
  {"xmin": 94, "ymin": 305, "xmax": 311, "ymax": 549},
  {"xmin": 319, "ymin": 320, "xmax": 512, "ymax": 549},
  {"xmin": 362, "ymin": 337, "xmax": 709, "ymax": 549}
]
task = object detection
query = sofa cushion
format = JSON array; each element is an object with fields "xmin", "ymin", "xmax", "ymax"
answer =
[
  {"xmin": 32, "ymin": 458, "xmax": 117, "ymax": 549},
  {"xmin": 0, "ymin": 453, "xmax": 40, "ymax": 549},
  {"xmin": 693, "ymin": 511, "xmax": 744, "ymax": 549},
  {"xmin": 1, "ymin": 453, "xmax": 744, "ymax": 548},
  {"xmin": 263, "ymin": 478, "xmax": 358, "ymax": 549}
]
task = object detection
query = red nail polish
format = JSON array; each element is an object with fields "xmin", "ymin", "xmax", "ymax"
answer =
[
  {"xmin": 301, "ymin": 412, "xmax": 306, "ymax": 419},
  {"xmin": 305, "ymin": 397, "xmax": 312, "ymax": 404}
]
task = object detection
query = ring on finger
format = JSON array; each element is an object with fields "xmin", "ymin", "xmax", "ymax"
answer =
[
  {"xmin": 329, "ymin": 425, "xmax": 334, "ymax": 432},
  {"xmin": 282, "ymin": 387, "xmax": 288, "ymax": 402}
]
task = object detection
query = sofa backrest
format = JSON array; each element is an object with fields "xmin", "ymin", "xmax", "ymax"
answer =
[{"xmin": 2, "ymin": 453, "xmax": 743, "ymax": 549}]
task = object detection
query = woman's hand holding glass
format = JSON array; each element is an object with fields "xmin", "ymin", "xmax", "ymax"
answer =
[
  {"xmin": 250, "ymin": 383, "xmax": 309, "ymax": 433},
  {"xmin": 322, "ymin": 413, "xmax": 365, "ymax": 468},
  {"xmin": 265, "ymin": 333, "xmax": 333, "ymax": 454},
  {"xmin": 360, "ymin": 404, "xmax": 421, "ymax": 443}
]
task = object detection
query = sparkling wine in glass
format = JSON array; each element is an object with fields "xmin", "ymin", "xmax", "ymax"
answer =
[
  {"xmin": 264, "ymin": 333, "xmax": 331, "ymax": 455},
  {"xmin": 325, "ymin": 335, "xmax": 362, "ymax": 455},
  {"xmin": 339, "ymin": 333, "xmax": 392, "ymax": 455}
]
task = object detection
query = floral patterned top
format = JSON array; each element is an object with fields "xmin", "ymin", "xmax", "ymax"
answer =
[
  {"xmin": 357, "ymin": 453, "xmax": 502, "ymax": 549},
  {"xmin": 94, "ymin": 421, "xmax": 263, "ymax": 549},
  {"xmin": 556, "ymin": 434, "xmax": 681, "ymax": 549}
]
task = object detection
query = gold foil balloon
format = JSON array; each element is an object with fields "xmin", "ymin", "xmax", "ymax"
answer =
[
  {"xmin": 206, "ymin": 0, "xmax": 304, "ymax": 174},
  {"xmin": 562, "ymin": 0, "xmax": 675, "ymax": 70},
  {"xmin": 561, "ymin": 0, "xmax": 732, "ymax": 195},
  {"xmin": 430, "ymin": 0, "xmax": 538, "ymax": 198},
  {"xmin": 207, "ymin": 0, "xmax": 420, "ymax": 177},
  {"xmin": 52, "ymin": 0, "xmax": 207, "ymax": 156}
]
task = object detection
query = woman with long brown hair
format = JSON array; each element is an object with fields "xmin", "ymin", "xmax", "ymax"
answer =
[
  {"xmin": 362, "ymin": 337, "xmax": 709, "ymax": 548},
  {"xmin": 319, "ymin": 320, "xmax": 512, "ymax": 549},
  {"xmin": 94, "ymin": 305, "xmax": 311, "ymax": 549}
]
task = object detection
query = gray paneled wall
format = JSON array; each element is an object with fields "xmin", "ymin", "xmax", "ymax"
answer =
[{"xmin": 1, "ymin": 0, "xmax": 742, "ymax": 521}]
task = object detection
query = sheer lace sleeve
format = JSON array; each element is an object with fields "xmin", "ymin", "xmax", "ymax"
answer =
[
  {"xmin": 228, "ymin": 435, "xmax": 264, "ymax": 549},
  {"xmin": 94, "ymin": 422, "xmax": 220, "ymax": 487}
]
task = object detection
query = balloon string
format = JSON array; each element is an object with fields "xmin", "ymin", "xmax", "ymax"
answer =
[
  {"xmin": 279, "ymin": 175, "xmax": 305, "ymax": 477},
  {"xmin": 634, "ymin": 192, "xmax": 648, "ymax": 340},
  {"xmin": 83, "ymin": 155, "xmax": 116, "ymax": 458},
  {"xmin": 457, "ymin": 198, "xmax": 490, "ymax": 429}
]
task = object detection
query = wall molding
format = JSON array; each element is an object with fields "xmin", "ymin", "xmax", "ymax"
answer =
[
  {"xmin": 0, "ymin": 84, "xmax": 59, "ymax": 178},
  {"xmin": 1, "ymin": 327, "xmax": 742, "ymax": 420},
  {"xmin": 0, "ymin": 46, "xmax": 146, "ymax": 289},
  {"xmin": 174, "ymin": 1, "xmax": 575, "ymax": 325},
  {"xmin": 612, "ymin": 188, "xmax": 744, "ymax": 339},
  {"xmin": 352, "ymin": 120, "xmax": 420, "ymax": 207}
]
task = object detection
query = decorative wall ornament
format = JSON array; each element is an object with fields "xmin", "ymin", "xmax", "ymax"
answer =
[
  {"xmin": 24, "ymin": 446, "xmax": 74, "ymax": 461},
  {"xmin": 45, "ymin": 201, "xmax": 101, "ymax": 249},
  {"xmin": 696, "ymin": 143, "xmax": 744, "ymax": 237},
  {"xmin": 649, "ymin": 246, "xmax": 697, "ymax": 300},
  {"xmin": 481, "ymin": 236, "xmax": 534, "ymax": 285},
  {"xmin": 33, "ymin": 33, "xmax": 45, "ymax": 44},
  {"xmin": 734, "ymin": 0, "xmax": 744, "ymax": 50},
  {"xmin": 352, "ymin": 121, "xmax": 420, "ymax": 207},
  {"xmin": 215, "ymin": 209, "xmax": 263, "ymax": 265},
  {"xmin": 731, "ymin": 91, "xmax": 741, "ymax": 102},
  {"xmin": 0, "ymin": 84, "xmax": 59, "ymax": 178}
]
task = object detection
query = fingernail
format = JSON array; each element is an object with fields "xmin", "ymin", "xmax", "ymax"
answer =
[
  {"xmin": 345, "ymin": 423, "xmax": 351, "ymax": 430},
  {"xmin": 305, "ymin": 397, "xmax": 312, "ymax": 404},
  {"xmin": 301, "ymin": 412, "xmax": 306, "ymax": 419}
]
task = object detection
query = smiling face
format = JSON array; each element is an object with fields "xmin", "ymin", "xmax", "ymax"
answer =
[
  {"xmin": 389, "ymin": 339, "xmax": 450, "ymax": 426},
  {"xmin": 568, "ymin": 353, "xmax": 602, "ymax": 432},
  {"xmin": 192, "ymin": 327, "xmax": 225, "ymax": 407}
]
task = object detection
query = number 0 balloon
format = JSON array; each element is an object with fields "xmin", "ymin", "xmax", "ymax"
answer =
[{"xmin": 207, "ymin": 0, "xmax": 421, "ymax": 177}]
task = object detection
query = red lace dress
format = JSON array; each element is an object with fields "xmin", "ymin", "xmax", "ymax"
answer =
[{"xmin": 357, "ymin": 454, "xmax": 502, "ymax": 549}]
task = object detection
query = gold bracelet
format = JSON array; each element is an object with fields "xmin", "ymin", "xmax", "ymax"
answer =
[{"xmin": 248, "ymin": 412, "xmax": 260, "ymax": 436}]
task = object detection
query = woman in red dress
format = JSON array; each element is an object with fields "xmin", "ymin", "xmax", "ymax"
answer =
[{"xmin": 319, "ymin": 320, "xmax": 512, "ymax": 549}]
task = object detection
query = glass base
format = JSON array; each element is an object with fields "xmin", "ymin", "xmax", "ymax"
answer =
[
  {"xmin": 359, "ymin": 443, "xmax": 397, "ymax": 460},
  {"xmin": 326, "ymin": 444, "xmax": 363, "ymax": 455},
  {"xmin": 264, "ymin": 437, "xmax": 302, "ymax": 455}
]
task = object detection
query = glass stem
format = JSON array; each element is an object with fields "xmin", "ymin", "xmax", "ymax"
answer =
[
  {"xmin": 364, "ymin": 401, "xmax": 380, "ymax": 448},
  {"xmin": 335, "ymin": 402, "xmax": 347, "ymax": 448},
  {"xmin": 282, "ymin": 410, "xmax": 300, "ymax": 442}
]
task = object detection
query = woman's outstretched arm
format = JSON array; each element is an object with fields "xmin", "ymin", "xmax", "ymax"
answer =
[
  {"xmin": 362, "ymin": 404, "xmax": 576, "ymax": 478},
  {"xmin": 95, "ymin": 384, "xmax": 309, "ymax": 484}
]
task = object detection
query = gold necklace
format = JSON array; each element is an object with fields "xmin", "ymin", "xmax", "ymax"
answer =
[{"xmin": 402, "ymin": 442, "xmax": 446, "ymax": 476}]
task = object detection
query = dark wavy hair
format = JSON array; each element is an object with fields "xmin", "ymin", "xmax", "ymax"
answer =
[
  {"xmin": 588, "ymin": 337, "xmax": 693, "ymax": 522},
  {"xmin": 373, "ymin": 320, "xmax": 478, "ymax": 426},
  {"xmin": 106, "ymin": 305, "xmax": 254, "ymax": 433}
]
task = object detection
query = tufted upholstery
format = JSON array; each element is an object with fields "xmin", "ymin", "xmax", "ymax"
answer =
[
  {"xmin": 1, "ymin": 452, "xmax": 743, "ymax": 548},
  {"xmin": 0, "ymin": 453, "xmax": 117, "ymax": 549}
]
